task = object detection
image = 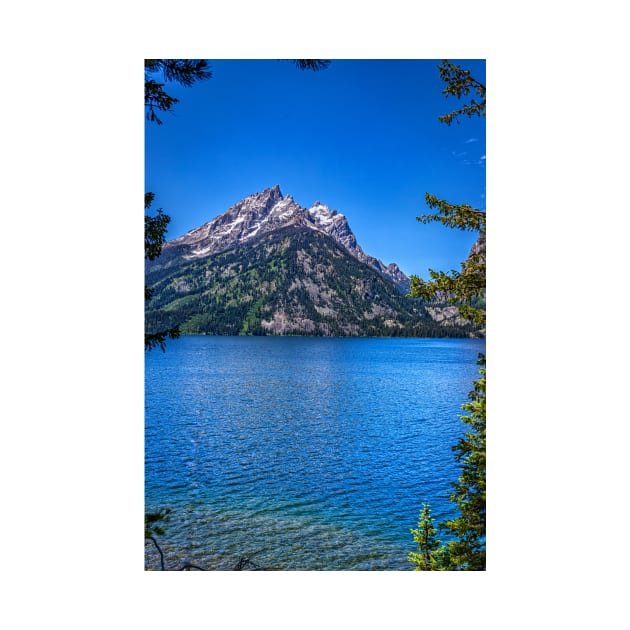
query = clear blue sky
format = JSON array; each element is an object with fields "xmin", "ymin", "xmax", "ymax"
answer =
[{"xmin": 145, "ymin": 59, "xmax": 485, "ymax": 278}]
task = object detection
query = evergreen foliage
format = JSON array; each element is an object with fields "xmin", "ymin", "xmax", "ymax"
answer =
[
  {"xmin": 144, "ymin": 192, "xmax": 171, "ymax": 300},
  {"xmin": 144, "ymin": 60, "xmax": 213, "ymax": 351},
  {"xmin": 410, "ymin": 233, "xmax": 486, "ymax": 327},
  {"xmin": 144, "ymin": 192, "xmax": 181, "ymax": 350},
  {"xmin": 442, "ymin": 355, "xmax": 486, "ymax": 569},
  {"xmin": 144, "ymin": 60, "xmax": 330, "ymax": 352},
  {"xmin": 144, "ymin": 508, "xmax": 172, "ymax": 571},
  {"xmin": 144, "ymin": 192, "xmax": 170, "ymax": 263},
  {"xmin": 408, "ymin": 503, "xmax": 446, "ymax": 570},
  {"xmin": 409, "ymin": 60, "xmax": 486, "ymax": 328},
  {"xmin": 145, "ymin": 225, "xmax": 479, "ymax": 338},
  {"xmin": 420, "ymin": 194, "xmax": 486, "ymax": 232},
  {"xmin": 436, "ymin": 60, "xmax": 486, "ymax": 126},
  {"xmin": 144, "ymin": 59, "xmax": 212, "ymax": 125},
  {"xmin": 409, "ymin": 356, "xmax": 486, "ymax": 570},
  {"xmin": 409, "ymin": 60, "xmax": 486, "ymax": 570},
  {"xmin": 145, "ymin": 507, "xmax": 171, "ymax": 538}
]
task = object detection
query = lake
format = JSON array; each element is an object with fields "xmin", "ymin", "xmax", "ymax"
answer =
[{"xmin": 145, "ymin": 335, "xmax": 485, "ymax": 570}]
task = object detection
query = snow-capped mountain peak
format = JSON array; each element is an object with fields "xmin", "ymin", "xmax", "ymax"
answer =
[
  {"xmin": 161, "ymin": 186, "xmax": 410, "ymax": 291},
  {"xmin": 308, "ymin": 201, "xmax": 342, "ymax": 227}
]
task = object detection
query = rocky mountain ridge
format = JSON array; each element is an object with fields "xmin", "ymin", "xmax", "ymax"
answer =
[
  {"xmin": 146, "ymin": 224, "xmax": 476, "ymax": 338},
  {"xmin": 145, "ymin": 186, "xmax": 482, "ymax": 338},
  {"xmin": 163, "ymin": 185, "xmax": 410, "ymax": 291}
]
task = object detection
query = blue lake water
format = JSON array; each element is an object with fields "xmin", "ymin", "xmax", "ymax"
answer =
[{"xmin": 145, "ymin": 335, "xmax": 485, "ymax": 570}]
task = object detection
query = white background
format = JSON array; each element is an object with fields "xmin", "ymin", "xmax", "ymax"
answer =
[{"xmin": 1, "ymin": 1, "xmax": 628, "ymax": 628}]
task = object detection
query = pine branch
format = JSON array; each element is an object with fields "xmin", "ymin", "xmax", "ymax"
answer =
[
  {"xmin": 437, "ymin": 60, "xmax": 486, "ymax": 126},
  {"xmin": 144, "ymin": 59, "xmax": 212, "ymax": 125},
  {"xmin": 292, "ymin": 60, "xmax": 331, "ymax": 71},
  {"xmin": 419, "ymin": 194, "xmax": 486, "ymax": 232},
  {"xmin": 154, "ymin": 59, "xmax": 212, "ymax": 85},
  {"xmin": 145, "ymin": 210, "xmax": 171, "ymax": 261},
  {"xmin": 145, "ymin": 327, "xmax": 181, "ymax": 352}
]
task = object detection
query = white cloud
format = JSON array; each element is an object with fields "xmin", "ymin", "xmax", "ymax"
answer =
[
  {"xmin": 465, "ymin": 138, "xmax": 478, "ymax": 144},
  {"xmin": 481, "ymin": 155, "xmax": 486, "ymax": 160}
]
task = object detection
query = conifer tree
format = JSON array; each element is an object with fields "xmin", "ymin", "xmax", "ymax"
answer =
[
  {"xmin": 409, "ymin": 60, "xmax": 486, "ymax": 327},
  {"xmin": 144, "ymin": 60, "xmax": 212, "ymax": 351},
  {"xmin": 442, "ymin": 355, "xmax": 486, "ymax": 570},
  {"xmin": 408, "ymin": 503, "xmax": 446, "ymax": 570},
  {"xmin": 409, "ymin": 61, "xmax": 486, "ymax": 570},
  {"xmin": 408, "ymin": 358, "xmax": 486, "ymax": 571},
  {"xmin": 144, "ymin": 191, "xmax": 181, "ymax": 351}
]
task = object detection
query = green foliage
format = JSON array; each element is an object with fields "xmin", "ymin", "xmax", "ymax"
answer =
[
  {"xmin": 144, "ymin": 60, "xmax": 329, "ymax": 351},
  {"xmin": 410, "ymin": 63, "xmax": 485, "ymax": 567},
  {"xmin": 409, "ymin": 60, "xmax": 486, "ymax": 328},
  {"xmin": 144, "ymin": 327, "xmax": 181, "ymax": 352},
  {"xmin": 144, "ymin": 59, "xmax": 212, "ymax": 125},
  {"xmin": 436, "ymin": 59, "xmax": 486, "ymax": 126},
  {"xmin": 418, "ymin": 193, "xmax": 486, "ymax": 232},
  {"xmin": 442, "ymin": 354, "xmax": 486, "ymax": 570},
  {"xmin": 144, "ymin": 61, "xmax": 212, "ymax": 351},
  {"xmin": 144, "ymin": 192, "xmax": 181, "ymax": 350},
  {"xmin": 240, "ymin": 296, "xmax": 266, "ymax": 335},
  {"xmin": 145, "ymin": 226, "xmax": 479, "ymax": 338},
  {"xmin": 144, "ymin": 193, "xmax": 171, "ymax": 262},
  {"xmin": 408, "ymin": 356, "xmax": 486, "ymax": 571},
  {"xmin": 410, "ymin": 232, "xmax": 485, "ymax": 327},
  {"xmin": 144, "ymin": 59, "xmax": 329, "ymax": 125},
  {"xmin": 408, "ymin": 504, "xmax": 446, "ymax": 570},
  {"xmin": 145, "ymin": 507, "xmax": 171, "ymax": 538},
  {"xmin": 145, "ymin": 508, "xmax": 172, "ymax": 571}
]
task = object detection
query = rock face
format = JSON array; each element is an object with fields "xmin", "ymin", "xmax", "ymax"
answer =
[
  {"xmin": 469, "ymin": 230, "xmax": 486, "ymax": 258},
  {"xmin": 306, "ymin": 200, "xmax": 410, "ymax": 292},
  {"xmin": 424, "ymin": 231, "xmax": 486, "ymax": 327},
  {"xmin": 145, "ymin": 186, "xmax": 479, "ymax": 338},
  {"xmin": 161, "ymin": 185, "xmax": 410, "ymax": 292}
]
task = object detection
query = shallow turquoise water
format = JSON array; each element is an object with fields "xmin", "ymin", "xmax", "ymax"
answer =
[{"xmin": 145, "ymin": 335, "xmax": 485, "ymax": 570}]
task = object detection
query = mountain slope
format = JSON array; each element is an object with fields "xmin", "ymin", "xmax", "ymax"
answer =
[
  {"xmin": 156, "ymin": 185, "xmax": 409, "ymax": 291},
  {"xmin": 146, "ymin": 186, "xmax": 480, "ymax": 338},
  {"xmin": 147, "ymin": 224, "xmax": 475, "ymax": 337}
]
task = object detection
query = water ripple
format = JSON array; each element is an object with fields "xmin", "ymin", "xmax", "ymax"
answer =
[{"xmin": 146, "ymin": 336, "xmax": 484, "ymax": 570}]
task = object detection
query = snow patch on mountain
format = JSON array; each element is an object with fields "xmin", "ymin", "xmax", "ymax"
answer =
[
  {"xmin": 308, "ymin": 201, "xmax": 342, "ymax": 227},
  {"xmin": 162, "ymin": 185, "xmax": 410, "ymax": 291}
]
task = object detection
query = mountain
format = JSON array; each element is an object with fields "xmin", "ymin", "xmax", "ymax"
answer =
[
  {"xmin": 425, "ymin": 231, "xmax": 486, "ymax": 327},
  {"xmin": 145, "ymin": 186, "xmax": 479, "ymax": 338},
  {"xmin": 159, "ymin": 185, "xmax": 409, "ymax": 291}
]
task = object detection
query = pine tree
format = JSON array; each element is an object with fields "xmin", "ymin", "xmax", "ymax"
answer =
[
  {"xmin": 442, "ymin": 355, "xmax": 486, "ymax": 570},
  {"xmin": 409, "ymin": 60, "xmax": 486, "ymax": 328},
  {"xmin": 408, "ymin": 503, "xmax": 446, "ymax": 570},
  {"xmin": 409, "ymin": 60, "xmax": 486, "ymax": 570},
  {"xmin": 408, "ymin": 357, "xmax": 486, "ymax": 571}
]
